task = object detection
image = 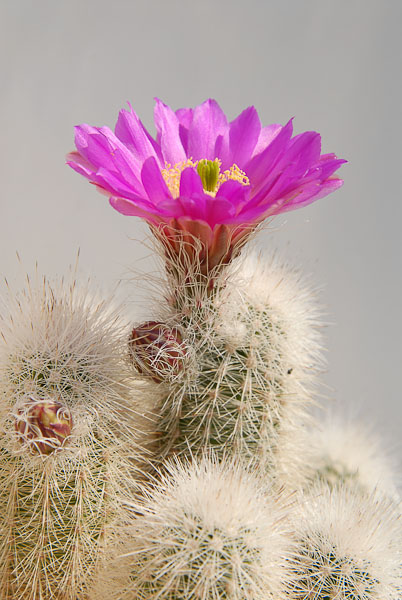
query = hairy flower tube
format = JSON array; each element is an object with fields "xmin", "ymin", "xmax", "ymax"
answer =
[{"xmin": 67, "ymin": 99, "xmax": 346, "ymax": 276}]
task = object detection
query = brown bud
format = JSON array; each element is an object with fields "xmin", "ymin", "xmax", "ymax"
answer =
[
  {"xmin": 15, "ymin": 398, "xmax": 73, "ymax": 455},
  {"xmin": 128, "ymin": 321, "xmax": 186, "ymax": 383}
]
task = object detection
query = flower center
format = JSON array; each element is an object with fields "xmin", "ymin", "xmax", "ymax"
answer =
[{"xmin": 161, "ymin": 158, "xmax": 249, "ymax": 198}]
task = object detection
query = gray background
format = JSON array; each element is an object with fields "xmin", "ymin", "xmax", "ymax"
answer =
[{"xmin": 1, "ymin": 1, "xmax": 401, "ymax": 457}]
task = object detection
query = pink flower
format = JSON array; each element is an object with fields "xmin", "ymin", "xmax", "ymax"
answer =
[{"xmin": 67, "ymin": 99, "xmax": 346, "ymax": 274}]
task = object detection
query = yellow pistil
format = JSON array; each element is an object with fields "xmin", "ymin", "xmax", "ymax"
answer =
[{"xmin": 161, "ymin": 158, "xmax": 249, "ymax": 198}]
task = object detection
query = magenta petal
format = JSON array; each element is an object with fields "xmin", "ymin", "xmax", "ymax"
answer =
[
  {"xmin": 154, "ymin": 99, "xmax": 187, "ymax": 164},
  {"xmin": 204, "ymin": 195, "xmax": 236, "ymax": 226},
  {"xmin": 284, "ymin": 131, "xmax": 322, "ymax": 174},
  {"xmin": 115, "ymin": 106, "xmax": 162, "ymax": 165},
  {"xmin": 275, "ymin": 178, "xmax": 344, "ymax": 213},
  {"xmin": 168, "ymin": 195, "xmax": 208, "ymax": 221},
  {"xmin": 66, "ymin": 150, "xmax": 96, "ymax": 172},
  {"xmin": 179, "ymin": 167, "xmax": 204, "ymax": 197},
  {"xmin": 66, "ymin": 151, "xmax": 97, "ymax": 179},
  {"xmin": 74, "ymin": 124, "xmax": 143, "ymax": 186},
  {"xmin": 215, "ymin": 180, "xmax": 251, "ymax": 217},
  {"xmin": 110, "ymin": 197, "xmax": 160, "ymax": 221},
  {"xmin": 317, "ymin": 156, "xmax": 348, "ymax": 179},
  {"xmin": 95, "ymin": 167, "xmax": 144, "ymax": 198},
  {"xmin": 141, "ymin": 156, "xmax": 172, "ymax": 201},
  {"xmin": 252, "ymin": 124, "xmax": 282, "ymax": 157},
  {"xmin": 245, "ymin": 119, "xmax": 294, "ymax": 191},
  {"xmin": 67, "ymin": 149, "xmax": 144, "ymax": 196},
  {"xmin": 187, "ymin": 99, "xmax": 228, "ymax": 161},
  {"xmin": 176, "ymin": 107, "xmax": 194, "ymax": 129},
  {"xmin": 175, "ymin": 107, "xmax": 194, "ymax": 153},
  {"xmin": 228, "ymin": 106, "xmax": 261, "ymax": 169},
  {"xmin": 74, "ymin": 125, "xmax": 118, "ymax": 169}
]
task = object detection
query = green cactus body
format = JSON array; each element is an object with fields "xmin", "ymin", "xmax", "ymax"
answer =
[
  {"xmin": 155, "ymin": 254, "xmax": 321, "ymax": 476},
  {"xmin": 166, "ymin": 304, "xmax": 288, "ymax": 469}
]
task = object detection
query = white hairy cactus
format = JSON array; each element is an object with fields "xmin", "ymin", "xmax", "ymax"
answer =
[
  {"xmin": 140, "ymin": 250, "xmax": 323, "ymax": 477},
  {"xmin": 0, "ymin": 273, "xmax": 151, "ymax": 600},
  {"xmin": 105, "ymin": 456, "xmax": 292, "ymax": 600},
  {"xmin": 289, "ymin": 484, "xmax": 402, "ymax": 600},
  {"xmin": 305, "ymin": 417, "xmax": 400, "ymax": 498}
]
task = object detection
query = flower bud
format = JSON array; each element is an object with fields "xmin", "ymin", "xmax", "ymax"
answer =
[
  {"xmin": 129, "ymin": 321, "xmax": 186, "ymax": 382},
  {"xmin": 15, "ymin": 397, "xmax": 73, "ymax": 455}
]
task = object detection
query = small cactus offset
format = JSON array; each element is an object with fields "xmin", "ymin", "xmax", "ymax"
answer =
[{"xmin": 0, "ymin": 274, "xmax": 150, "ymax": 599}]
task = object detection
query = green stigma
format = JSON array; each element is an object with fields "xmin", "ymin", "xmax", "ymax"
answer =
[{"xmin": 197, "ymin": 159, "xmax": 220, "ymax": 192}]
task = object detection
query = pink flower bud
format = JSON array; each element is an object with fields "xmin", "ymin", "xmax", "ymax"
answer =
[
  {"xmin": 129, "ymin": 321, "xmax": 185, "ymax": 383},
  {"xmin": 15, "ymin": 398, "xmax": 73, "ymax": 455}
]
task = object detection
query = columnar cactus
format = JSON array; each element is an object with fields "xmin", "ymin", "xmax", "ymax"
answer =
[
  {"xmin": 136, "ymin": 251, "xmax": 323, "ymax": 481},
  {"xmin": 0, "ymin": 275, "xmax": 150, "ymax": 599}
]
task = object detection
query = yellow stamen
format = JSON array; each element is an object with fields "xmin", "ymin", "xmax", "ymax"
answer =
[
  {"xmin": 161, "ymin": 158, "xmax": 249, "ymax": 198},
  {"xmin": 161, "ymin": 159, "xmax": 197, "ymax": 199}
]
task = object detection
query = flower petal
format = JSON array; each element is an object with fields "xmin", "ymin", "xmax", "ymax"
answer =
[
  {"xmin": 115, "ymin": 105, "xmax": 162, "ymax": 165},
  {"xmin": 110, "ymin": 196, "xmax": 159, "ymax": 220},
  {"xmin": 252, "ymin": 124, "xmax": 282, "ymax": 157},
  {"xmin": 245, "ymin": 118, "xmax": 294, "ymax": 192},
  {"xmin": 187, "ymin": 99, "xmax": 228, "ymax": 161},
  {"xmin": 179, "ymin": 166, "xmax": 204, "ymax": 198},
  {"xmin": 215, "ymin": 180, "xmax": 251, "ymax": 218},
  {"xmin": 74, "ymin": 124, "xmax": 143, "ymax": 187},
  {"xmin": 228, "ymin": 106, "xmax": 261, "ymax": 169},
  {"xmin": 175, "ymin": 107, "xmax": 194, "ymax": 154},
  {"xmin": 141, "ymin": 156, "xmax": 172, "ymax": 202},
  {"xmin": 66, "ymin": 151, "xmax": 97, "ymax": 178},
  {"xmin": 154, "ymin": 98, "xmax": 187, "ymax": 164},
  {"xmin": 317, "ymin": 154, "xmax": 348, "ymax": 179}
]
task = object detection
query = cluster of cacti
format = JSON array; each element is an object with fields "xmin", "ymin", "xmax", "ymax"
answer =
[{"xmin": 1, "ymin": 98, "xmax": 400, "ymax": 599}]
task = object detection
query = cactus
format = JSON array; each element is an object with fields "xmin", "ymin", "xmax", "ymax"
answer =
[
  {"xmin": 0, "ymin": 273, "xmax": 150, "ymax": 599},
  {"xmin": 137, "ymin": 251, "xmax": 323, "ymax": 480},
  {"xmin": 103, "ymin": 456, "xmax": 292, "ymax": 600},
  {"xmin": 304, "ymin": 417, "xmax": 400, "ymax": 498},
  {"xmin": 289, "ymin": 484, "xmax": 402, "ymax": 600}
]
